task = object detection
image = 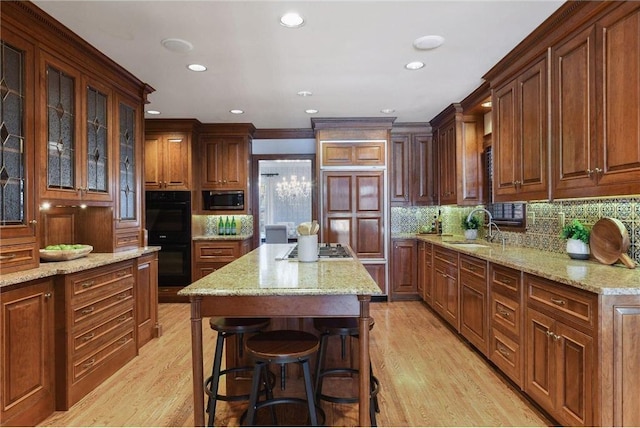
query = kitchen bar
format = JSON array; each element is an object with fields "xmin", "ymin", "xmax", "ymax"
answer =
[{"xmin": 177, "ymin": 243, "xmax": 383, "ymax": 426}]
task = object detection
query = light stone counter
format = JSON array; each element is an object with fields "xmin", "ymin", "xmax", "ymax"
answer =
[
  {"xmin": 0, "ymin": 246, "xmax": 161, "ymax": 288},
  {"xmin": 178, "ymin": 243, "xmax": 382, "ymax": 297},
  {"xmin": 398, "ymin": 233, "xmax": 640, "ymax": 295}
]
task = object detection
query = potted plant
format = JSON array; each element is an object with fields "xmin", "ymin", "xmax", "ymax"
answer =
[
  {"xmin": 560, "ymin": 219, "xmax": 590, "ymax": 260},
  {"xmin": 462, "ymin": 215, "xmax": 481, "ymax": 240}
]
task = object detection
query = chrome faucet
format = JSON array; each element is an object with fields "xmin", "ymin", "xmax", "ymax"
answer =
[{"xmin": 466, "ymin": 208, "xmax": 506, "ymax": 249}]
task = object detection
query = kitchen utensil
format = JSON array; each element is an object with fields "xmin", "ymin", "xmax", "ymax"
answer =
[
  {"xmin": 590, "ymin": 218, "xmax": 636, "ymax": 269},
  {"xmin": 311, "ymin": 220, "xmax": 319, "ymax": 235}
]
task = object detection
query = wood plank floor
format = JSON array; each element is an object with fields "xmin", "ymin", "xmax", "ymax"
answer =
[{"xmin": 39, "ymin": 301, "xmax": 551, "ymax": 427}]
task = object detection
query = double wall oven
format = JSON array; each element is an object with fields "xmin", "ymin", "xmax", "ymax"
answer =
[{"xmin": 145, "ymin": 191, "xmax": 191, "ymax": 287}]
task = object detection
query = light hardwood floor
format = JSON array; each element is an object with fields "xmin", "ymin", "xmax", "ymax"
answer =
[{"xmin": 39, "ymin": 301, "xmax": 551, "ymax": 427}]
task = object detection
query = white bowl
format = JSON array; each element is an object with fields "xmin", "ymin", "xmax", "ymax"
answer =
[{"xmin": 39, "ymin": 245, "xmax": 93, "ymax": 261}]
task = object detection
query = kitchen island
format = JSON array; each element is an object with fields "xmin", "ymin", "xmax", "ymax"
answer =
[{"xmin": 178, "ymin": 243, "xmax": 383, "ymax": 427}]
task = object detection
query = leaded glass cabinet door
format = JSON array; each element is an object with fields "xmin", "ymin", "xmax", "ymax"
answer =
[
  {"xmin": 0, "ymin": 31, "xmax": 39, "ymax": 272},
  {"xmin": 116, "ymin": 97, "xmax": 141, "ymax": 230}
]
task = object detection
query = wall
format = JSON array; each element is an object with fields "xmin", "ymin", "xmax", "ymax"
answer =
[{"xmin": 391, "ymin": 195, "xmax": 640, "ymax": 264}]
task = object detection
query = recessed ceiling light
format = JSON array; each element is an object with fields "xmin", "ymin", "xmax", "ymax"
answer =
[
  {"xmin": 405, "ymin": 61, "xmax": 425, "ymax": 70},
  {"xmin": 230, "ymin": 109, "xmax": 244, "ymax": 114},
  {"xmin": 305, "ymin": 109, "xmax": 318, "ymax": 114},
  {"xmin": 297, "ymin": 90, "xmax": 313, "ymax": 97},
  {"xmin": 280, "ymin": 12, "xmax": 304, "ymax": 28},
  {"xmin": 413, "ymin": 35, "xmax": 445, "ymax": 50},
  {"xmin": 147, "ymin": 110, "xmax": 161, "ymax": 115},
  {"xmin": 161, "ymin": 38, "xmax": 194, "ymax": 53},
  {"xmin": 380, "ymin": 108, "xmax": 395, "ymax": 114},
  {"xmin": 187, "ymin": 64, "xmax": 207, "ymax": 72}
]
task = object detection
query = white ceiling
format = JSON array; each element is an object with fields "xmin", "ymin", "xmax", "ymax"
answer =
[{"xmin": 33, "ymin": 0, "xmax": 564, "ymax": 129}]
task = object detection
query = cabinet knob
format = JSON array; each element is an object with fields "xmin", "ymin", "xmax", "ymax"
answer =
[
  {"xmin": 44, "ymin": 292, "xmax": 52, "ymax": 299},
  {"xmin": 29, "ymin": 219, "xmax": 38, "ymax": 225},
  {"xmin": 586, "ymin": 169, "xmax": 594, "ymax": 177},
  {"xmin": 594, "ymin": 167, "xmax": 603, "ymax": 175}
]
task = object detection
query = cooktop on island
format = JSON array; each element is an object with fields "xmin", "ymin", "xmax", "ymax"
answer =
[{"xmin": 286, "ymin": 243, "xmax": 353, "ymax": 259}]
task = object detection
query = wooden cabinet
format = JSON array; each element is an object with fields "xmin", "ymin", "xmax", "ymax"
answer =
[
  {"xmin": 54, "ymin": 261, "xmax": 137, "ymax": 410},
  {"xmin": 459, "ymin": 254, "xmax": 488, "ymax": 355},
  {"xmin": 390, "ymin": 126, "xmax": 435, "ymax": 206},
  {"xmin": 0, "ymin": 29, "xmax": 39, "ymax": 273},
  {"xmin": 320, "ymin": 141, "xmax": 386, "ymax": 167},
  {"xmin": 552, "ymin": 3, "xmax": 640, "ymax": 199},
  {"xmin": 136, "ymin": 252, "xmax": 159, "ymax": 348},
  {"xmin": 430, "ymin": 104, "xmax": 483, "ymax": 206},
  {"xmin": 391, "ymin": 239, "xmax": 418, "ymax": 300},
  {"xmin": 144, "ymin": 119, "xmax": 198, "ymax": 191},
  {"xmin": 1, "ymin": 279, "xmax": 55, "ymax": 426},
  {"xmin": 321, "ymin": 170, "xmax": 385, "ymax": 259},
  {"xmin": 488, "ymin": 264, "xmax": 524, "ymax": 387},
  {"xmin": 432, "ymin": 246, "xmax": 459, "ymax": 330},
  {"xmin": 492, "ymin": 54, "xmax": 548, "ymax": 202},
  {"xmin": 418, "ymin": 241, "xmax": 433, "ymax": 304},
  {"xmin": 192, "ymin": 239, "xmax": 252, "ymax": 281},
  {"xmin": 363, "ymin": 263, "xmax": 386, "ymax": 294},
  {"xmin": 525, "ymin": 273, "xmax": 596, "ymax": 427}
]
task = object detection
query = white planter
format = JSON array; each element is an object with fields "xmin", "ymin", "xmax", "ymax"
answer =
[
  {"xmin": 464, "ymin": 229, "xmax": 478, "ymax": 240},
  {"xmin": 566, "ymin": 238, "xmax": 590, "ymax": 260}
]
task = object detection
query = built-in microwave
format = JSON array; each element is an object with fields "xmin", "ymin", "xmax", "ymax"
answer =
[{"xmin": 202, "ymin": 190, "xmax": 245, "ymax": 210}]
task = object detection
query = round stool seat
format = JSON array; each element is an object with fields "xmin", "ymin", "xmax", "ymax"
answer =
[
  {"xmin": 313, "ymin": 317, "xmax": 375, "ymax": 336},
  {"xmin": 246, "ymin": 330, "xmax": 319, "ymax": 363},
  {"xmin": 209, "ymin": 317, "xmax": 270, "ymax": 334}
]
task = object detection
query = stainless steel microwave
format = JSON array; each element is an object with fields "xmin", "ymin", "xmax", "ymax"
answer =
[{"xmin": 202, "ymin": 190, "xmax": 244, "ymax": 210}]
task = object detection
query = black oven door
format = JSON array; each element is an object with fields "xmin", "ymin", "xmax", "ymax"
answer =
[
  {"xmin": 156, "ymin": 243, "xmax": 192, "ymax": 286},
  {"xmin": 146, "ymin": 191, "xmax": 191, "ymax": 244}
]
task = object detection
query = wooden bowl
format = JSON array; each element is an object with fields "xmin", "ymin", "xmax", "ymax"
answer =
[{"xmin": 39, "ymin": 245, "xmax": 93, "ymax": 262}]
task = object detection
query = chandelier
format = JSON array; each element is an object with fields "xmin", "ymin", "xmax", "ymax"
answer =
[{"xmin": 276, "ymin": 175, "xmax": 311, "ymax": 202}]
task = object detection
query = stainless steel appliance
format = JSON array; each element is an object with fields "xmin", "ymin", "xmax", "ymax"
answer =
[
  {"xmin": 145, "ymin": 191, "xmax": 191, "ymax": 286},
  {"xmin": 202, "ymin": 190, "xmax": 244, "ymax": 211},
  {"xmin": 286, "ymin": 243, "xmax": 353, "ymax": 259}
]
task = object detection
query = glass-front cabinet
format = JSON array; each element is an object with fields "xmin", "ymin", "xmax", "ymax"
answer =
[
  {"xmin": 40, "ymin": 53, "xmax": 112, "ymax": 203},
  {"xmin": 0, "ymin": 31, "xmax": 39, "ymax": 273}
]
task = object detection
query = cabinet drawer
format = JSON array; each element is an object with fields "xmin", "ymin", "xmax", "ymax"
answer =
[
  {"xmin": 0, "ymin": 242, "xmax": 38, "ymax": 274},
  {"xmin": 489, "ymin": 328, "xmax": 523, "ymax": 387},
  {"xmin": 72, "ymin": 329, "xmax": 134, "ymax": 382},
  {"xmin": 194, "ymin": 241, "xmax": 241, "ymax": 263},
  {"xmin": 460, "ymin": 255, "xmax": 487, "ymax": 281},
  {"xmin": 70, "ymin": 262, "xmax": 134, "ymax": 302},
  {"xmin": 72, "ymin": 287, "xmax": 133, "ymax": 328},
  {"xmin": 490, "ymin": 264, "xmax": 521, "ymax": 297},
  {"xmin": 73, "ymin": 308, "xmax": 134, "ymax": 355},
  {"xmin": 491, "ymin": 292, "xmax": 521, "ymax": 337},
  {"xmin": 115, "ymin": 230, "xmax": 140, "ymax": 250},
  {"xmin": 434, "ymin": 246, "xmax": 458, "ymax": 267},
  {"xmin": 526, "ymin": 274, "xmax": 597, "ymax": 331}
]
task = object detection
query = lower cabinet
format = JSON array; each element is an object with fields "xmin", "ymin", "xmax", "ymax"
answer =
[
  {"xmin": 390, "ymin": 239, "xmax": 419, "ymax": 300},
  {"xmin": 459, "ymin": 254, "xmax": 488, "ymax": 355},
  {"xmin": 136, "ymin": 253, "xmax": 159, "ymax": 348},
  {"xmin": 55, "ymin": 260, "xmax": 138, "ymax": 410},
  {"xmin": 432, "ymin": 246, "xmax": 459, "ymax": 330},
  {"xmin": 418, "ymin": 241, "xmax": 433, "ymax": 304},
  {"xmin": 525, "ymin": 273, "xmax": 596, "ymax": 427},
  {"xmin": 1, "ymin": 279, "xmax": 55, "ymax": 426},
  {"xmin": 192, "ymin": 239, "xmax": 252, "ymax": 281}
]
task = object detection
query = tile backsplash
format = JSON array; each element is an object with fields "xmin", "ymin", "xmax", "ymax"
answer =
[
  {"xmin": 391, "ymin": 196, "xmax": 640, "ymax": 264},
  {"xmin": 192, "ymin": 215, "xmax": 254, "ymax": 236}
]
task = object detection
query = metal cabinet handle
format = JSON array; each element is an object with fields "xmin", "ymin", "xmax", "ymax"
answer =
[
  {"xmin": 586, "ymin": 169, "xmax": 594, "ymax": 177},
  {"xmin": 117, "ymin": 338, "xmax": 128, "ymax": 345},
  {"xmin": 498, "ymin": 309, "xmax": 510, "ymax": 319},
  {"xmin": 82, "ymin": 333, "xmax": 95, "ymax": 342},
  {"xmin": 594, "ymin": 167, "xmax": 603, "ymax": 175},
  {"xmin": 29, "ymin": 219, "xmax": 38, "ymax": 225},
  {"xmin": 82, "ymin": 358, "xmax": 96, "ymax": 369},
  {"xmin": 0, "ymin": 254, "xmax": 17, "ymax": 260},
  {"xmin": 497, "ymin": 344, "xmax": 511, "ymax": 357},
  {"xmin": 117, "ymin": 315, "xmax": 128, "ymax": 322},
  {"xmin": 44, "ymin": 292, "xmax": 52, "ymax": 299},
  {"xmin": 550, "ymin": 297, "xmax": 566, "ymax": 306},
  {"xmin": 117, "ymin": 293, "xmax": 128, "ymax": 300},
  {"xmin": 81, "ymin": 281, "xmax": 95, "ymax": 289},
  {"xmin": 116, "ymin": 271, "xmax": 128, "ymax": 277},
  {"xmin": 81, "ymin": 306, "xmax": 94, "ymax": 315}
]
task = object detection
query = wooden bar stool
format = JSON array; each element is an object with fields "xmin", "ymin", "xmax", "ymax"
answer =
[
  {"xmin": 204, "ymin": 317, "xmax": 271, "ymax": 427},
  {"xmin": 313, "ymin": 317, "xmax": 381, "ymax": 426},
  {"xmin": 244, "ymin": 330, "xmax": 322, "ymax": 426}
]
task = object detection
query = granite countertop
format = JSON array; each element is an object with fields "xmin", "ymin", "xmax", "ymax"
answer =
[
  {"xmin": 192, "ymin": 233, "xmax": 253, "ymax": 241},
  {"xmin": 394, "ymin": 233, "xmax": 640, "ymax": 296},
  {"xmin": 0, "ymin": 246, "xmax": 161, "ymax": 288},
  {"xmin": 178, "ymin": 243, "xmax": 382, "ymax": 297}
]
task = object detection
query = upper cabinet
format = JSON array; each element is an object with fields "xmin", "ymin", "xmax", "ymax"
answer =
[
  {"xmin": 0, "ymin": 29, "xmax": 39, "ymax": 273},
  {"xmin": 492, "ymin": 55, "xmax": 548, "ymax": 202},
  {"xmin": 390, "ymin": 124, "xmax": 436, "ymax": 206},
  {"xmin": 552, "ymin": 2, "xmax": 640, "ymax": 199},
  {"xmin": 485, "ymin": 1, "xmax": 640, "ymax": 202},
  {"xmin": 144, "ymin": 119, "xmax": 197, "ymax": 191},
  {"xmin": 430, "ymin": 103, "xmax": 483, "ymax": 206}
]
